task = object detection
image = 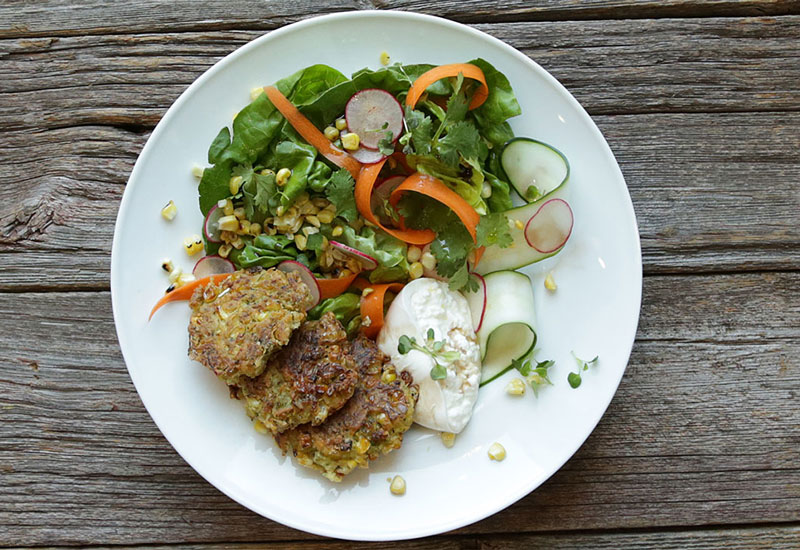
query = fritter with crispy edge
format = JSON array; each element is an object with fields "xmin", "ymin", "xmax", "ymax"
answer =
[
  {"xmin": 188, "ymin": 267, "xmax": 313, "ymax": 385},
  {"xmin": 238, "ymin": 312, "xmax": 359, "ymax": 434},
  {"xmin": 275, "ymin": 334, "xmax": 418, "ymax": 482}
]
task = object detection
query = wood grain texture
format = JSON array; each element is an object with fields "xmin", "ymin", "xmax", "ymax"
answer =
[
  {"xmin": 1, "ymin": 112, "xmax": 798, "ymax": 290},
  {"xmin": 1, "ymin": 0, "xmax": 799, "ymax": 38},
  {"xmin": 6, "ymin": 524, "xmax": 800, "ymax": 549},
  {"xmin": 3, "ymin": 16, "xmax": 800, "ymax": 133},
  {"xmin": 1, "ymin": 273, "xmax": 797, "ymax": 545}
]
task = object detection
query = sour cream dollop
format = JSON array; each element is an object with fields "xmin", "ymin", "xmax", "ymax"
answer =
[{"xmin": 378, "ymin": 278, "xmax": 481, "ymax": 433}]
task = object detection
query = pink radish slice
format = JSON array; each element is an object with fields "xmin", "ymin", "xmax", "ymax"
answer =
[
  {"xmin": 349, "ymin": 146, "xmax": 387, "ymax": 165},
  {"xmin": 524, "ymin": 198, "xmax": 574, "ymax": 253},
  {"xmin": 345, "ymin": 88, "xmax": 404, "ymax": 150},
  {"xmin": 193, "ymin": 255, "xmax": 235, "ymax": 278},
  {"xmin": 329, "ymin": 241, "xmax": 379, "ymax": 270},
  {"xmin": 371, "ymin": 176, "xmax": 405, "ymax": 225},
  {"xmin": 277, "ymin": 260, "xmax": 321, "ymax": 308},
  {"xmin": 203, "ymin": 204, "xmax": 225, "ymax": 243},
  {"xmin": 464, "ymin": 272, "xmax": 487, "ymax": 332}
]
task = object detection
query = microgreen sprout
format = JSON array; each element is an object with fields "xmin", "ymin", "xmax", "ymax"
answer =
[
  {"xmin": 511, "ymin": 354, "xmax": 555, "ymax": 396},
  {"xmin": 397, "ymin": 328, "xmax": 460, "ymax": 380},
  {"xmin": 568, "ymin": 351, "xmax": 599, "ymax": 388}
]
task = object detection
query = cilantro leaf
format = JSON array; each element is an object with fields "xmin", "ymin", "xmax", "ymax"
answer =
[
  {"xmin": 476, "ymin": 213, "xmax": 513, "ymax": 249},
  {"xmin": 436, "ymin": 121, "xmax": 482, "ymax": 167},
  {"xmin": 444, "ymin": 73, "xmax": 470, "ymax": 126},
  {"xmin": 231, "ymin": 163, "xmax": 254, "ymax": 187},
  {"xmin": 325, "ymin": 169, "xmax": 358, "ymax": 222},
  {"xmin": 252, "ymin": 171, "xmax": 277, "ymax": 215},
  {"xmin": 377, "ymin": 131, "xmax": 396, "ymax": 156},
  {"xmin": 411, "ymin": 116, "xmax": 433, "ymax": 155}
]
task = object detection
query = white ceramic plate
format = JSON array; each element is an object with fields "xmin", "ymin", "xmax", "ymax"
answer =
[{"xmin": 111, "ymin": 11, "xmax": 641, "ymax": 541}]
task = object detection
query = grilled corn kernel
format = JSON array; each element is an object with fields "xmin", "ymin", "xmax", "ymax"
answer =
[
  {"xmin": 362, "ymin": 287, "xmax": 374, "ymax": 298},
  {"xmin": 335, "ymin": 117, "xmax": 348, "ymax": 131},
  {"xmin": 420, "ymin": 252, "xmax": 436, "ymax": 271},
  {"xmin": 160, "ymin": 200, "xmax": 177, "ymax": 221},
  {"xmin": 514, "ymin": 219, "xmax": 524, "ymax": 230},
  {"xmin": 294, "ymin": 234, "xmax": 308, "ymax": 251},
  {"xmin": 166, "ymin": 283, "xmax": 176, "ymax": 293},
  {"xmin": 218, "ymin": 243, "xmax": 232, "ymax": 258},
  {"xmin": 341, "ymin": 132, "xmax": 360, "ymax": 151},
  {"xmin": 324, "ymin": 126, "xmax": 340, "ymax": 141},
  {"xmin": 222, "ymin": 199, "xmax": 235, "ymax": 216},
  {"xmin": 184, "ymin": 235, "xmax": 203, "ymax": 255},
  {"xmin": 409, "ymin": 261, "xmax": 424, "ymax": 279},
  {"xmin": 233, "ymin": 207, "xmax": 246, "ymax": 220},
  {"xmin": 488, "ymin": 442, "xmax": 506, "ymax": 462},
  {"xmin": 407, "ymin": 245, "xmax": 422, "ymax": 263},
  {"xmin": 544, "ymin": 273, "xmax": 557, "ymax": 291},
  {"xmin": 238, "ymin": 220, "xmax": 251, "ymax": 235},
  {"xmin": 331, "ymin": 225, "xmax": 344, "ymax": 237},
  {"xmin": 250, "ymin": 86, "xmax": 264, "ymax": 101},
  {"xmin": 381, "ymin": 369, "xmax": 396, "ymax": 384},
  {"xmin": 217, "ymin": 215, "xmax": 239, "ymax": 232},
  {"xmin": 231, "ymin": 235, "xmax": 244, "ymax": 250},
  {"xmin": 276, "ymin": 168, "xmax": 292, "ymax": 187},
  {"xmin": 302, "ymin": 226, "xmax": 319, "ymax": 237},
  {"xmin": 389, "ymin": 475, "xmax": 406, "ymax": 496},
  {"xmin": 168, "ymin": 267, "xmax": 183, "ymax": 284},
  {"xmin": 317, "ymin": 209, "xmax": 335, "ymax": 224},
  {"xmin": 160, "ymin": 258, "xmax": 174, "ymax": 273},
  {"xmin": 356, "ymin": 437, "xmax": 371, "ymax": 454},
  {"xmin": 229, "ymin": 175, "xmax": 243, "ymax": 195},
  {"xmin": 191, "ymin": 164, "xmax": 205, "ymax": 179},
  {"xmin": 177, "ymin": 272, "xmax": 196, "ymax": 287},
  {"xmin": 441, "ymin": 432, "xmax": 456, "ymax": 448},
  {"xmin": 253, "ymin": 419, "xmax": 269, "ymax": 434},
  {"xmin": 276, "ymin": 205, "xmax": 285, "ymax": 216},
  {"xmin": 379, "ymin": 51, "xmax": 391, "ymax": 66},
  {"xmin": 249, "ymin": 222, "xmax": 262, "ymax": 236},
  {"xmin": 506, "ymin": 378, "xmax": 526, "ymax": 396},
  {"xmin": 306, "ymin": 215, "xmax": 321, "ymax": 228}
]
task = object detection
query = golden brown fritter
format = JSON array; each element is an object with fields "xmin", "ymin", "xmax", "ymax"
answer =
[
  {"xmin": 238, "ymin": 312, "xmax": 359, "ymax": 434},
  {"xmin": 275, "ymin": 335, "xmax": 418, "ymax": 482},
  {"xmin": 188, "ymin": 267, "xmax": 313, "ymax": 385}
]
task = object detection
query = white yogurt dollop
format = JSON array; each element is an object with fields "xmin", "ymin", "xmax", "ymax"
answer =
[{"xmin": 378, "ymin": 278, "xmax": 481, "ymax": 433}]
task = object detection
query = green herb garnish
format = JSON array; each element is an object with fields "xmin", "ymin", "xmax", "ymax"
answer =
[
  {"xmin": 512, "ymin": 355, "xmax": 555, "ymax": 396},
  {"xmin": 397, "ymin": 329, "xmax": 460, "ymax": 381},
  {"xmin": 568, "ymin": 352, "xmax": 599, "ymax": 389}
]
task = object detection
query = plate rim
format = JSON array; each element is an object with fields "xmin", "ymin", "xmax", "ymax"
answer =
[{"xmin": 111, "ymin": 9, "xmax": 642, "ymax": 541}]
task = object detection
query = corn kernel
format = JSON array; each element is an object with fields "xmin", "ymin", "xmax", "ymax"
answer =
[
  {"xmin": 229, "ymin": 175, "xmax": 243, "ymax": 195},
  {"xmin": 324, "ymin": 126, "xmax": 340, "ymax": 141},
  {"xmin": 253, "ymin": 419, "xmax": 269, "ymax": 434},
  {"xmin": 233, "ymin": 207, "xmax": 246, "ymax": 220},
  {"xmin": 217, "ymin": 215, "xmax": 239, "ymax": 232},
  {"xmin": 184, "ymin": 235, "xmax": 203, "ymax": 255},
  {"xmin": 331, "ymin": 225, "xmax": 344, "ymax": 237},
  {"xmin": 191, "ymin": 164, "xmax": 205, "ymax": 179},
  {"xmin": 355, "ymin": 437, "xmax": 371, "ymax": 454},
  {"xmin": 160, "ymin": 200, "xmax": 177, "ymax": 221},
  {"xmin": 294, "ymin": 234, "xmax": 307, "ymax": 251},
  {"xmin": 514, "ymin": 219, "xmax": 524, "ymax": 230},
  {"xmin": 341, "ymin": 132, "xmax": 360, "ymax": 151},
  {"xmin": 389, "ymin": 475, "xmax": 406, "ymax": 496},
  {"xmin": 250, "ymin": 87, "xmax": 265, "ymax": 101},
  {"xmin": 379, "ymin": 51, "xmax": 391, "ymax": 66},
  {"xmin": 407, "ymin": 245, "xmax": 422, "ymax": 263},
  {"xmin": 218, "ymin": 243, "xmax": 232, "ymax": 258},
  {"xmin": 276, "ymin": 168, "xmax": 291, "ymax": 187},
  {"xmin": 160, "ymin": 258, "xmax": 174, "ymax": 273},
  {"xmin": 231, "ymin": 236, "xmax": 244, "ymax": 249},
  {"xmin": 420, "ymin": 252, "xmax": 436, "ymax": 271},
  {"xmin": 506, "ymin": 378, "xmax": 526, "ymax": 396},
  {"xmin": 544, "ymin": 273, "xmax": 557, "ymax": 291},
  {"xmin": 276, "ymin": 205, "xmax": 285, "ymax": 216},
  {"xmin": 488, "ymin": 442, "xmax": 506, "ymax": 462},
  {"xmin": 168, "ymin": 267, "xmax": 182, "ymax": 283},
  {"xmin": 302, "ymin": 226, "xmax": 320, "ymax": 237},
  {"xmin": 381, "ymin": 369, "xmax": 396, "ymax": 384},
  {"xmin": 177, "ymin": 272, "xmax": 196, "ymax": 287},
  {"xmin": 306, "ymin": 215, "xmax": 321, "ymax": 228},
  {"xmin": 362, "ymin": 287, "xmax": 374, "ymax": 297},
  {"xmin": 335, "ymin": 118, "xmax": 348, "ymax": 131},
  {"xmin": 222, "ymin": 199, "xmax": 235, "ymax": 216},
  {"xmin": 441, "ymin": 432, "xmax": 456, "ymax": 448},
  {"xmin": 409, "ymin": 261, "xmax": 424, "ymax": 279},
  {"xmin": 317, "ymin": 209, "xmax": 335, "ymax": 224},
  {"xmin": 249, "ymin": 222, "xmax": 261, "ymax": 236}
]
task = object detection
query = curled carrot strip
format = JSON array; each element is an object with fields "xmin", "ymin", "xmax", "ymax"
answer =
[
  {"xmin": 358, "ymin": 282, "xmax": 404, "ymax": 339},
  {"xmin": 389, "ymin": 173, "xmax": 480, "ymax": 242},
  {"xmin": 406, "ymin": 63, "xmax": 489, "ymax": 111},
  {"xmin": 317, "ymin": 272, "xmax": 359, "ymax": 300},
  {"xmin": 355, "ymin": 160, "xmax": 435, "ymax": 245},
  {"xmin": 149, "ymin": 273, "xmax": 232, "ymax": 320},
  {"xmin": 264, "ymin": 86, "xmax": 361, "ymax": 179}
]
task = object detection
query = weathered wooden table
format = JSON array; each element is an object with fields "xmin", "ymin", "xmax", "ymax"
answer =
[{"xmin": 2, "ymin": 1, "xmax": 799, "ymax": 547}]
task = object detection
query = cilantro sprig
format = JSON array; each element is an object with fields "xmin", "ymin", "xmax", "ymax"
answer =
[
  {"xmin": 325, "ymin": 168, "xmax": 358, "ymax": 222},
  {"xmin": 397, "ymin": 328, "xmax": 460, "ymax": 381},
  {"xmin": 568, "ymin": 352, "xmax": 599, "ymax": 388}
]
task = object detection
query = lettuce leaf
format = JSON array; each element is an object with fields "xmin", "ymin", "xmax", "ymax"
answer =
[{"xmin": 339, "ymin": 226, "xmax": 409, "ymax": 282}]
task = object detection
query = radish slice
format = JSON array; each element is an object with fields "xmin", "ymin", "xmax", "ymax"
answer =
[
  {"xmin": 277, "ymin": 260, "xmax": 321, "ymax": 308},
  {"xmin": 350, "ymin": 146, "xmax": 387, "ymax": 165},
  {"xmin": 371, "ymin": 176, "xmax": 405, "ymax": 225},
  {"xmin": 192, "ymin": 255, "xmax": 235, "ymax": 278},
  {"xmin": 463, "ymin": 273, "xmax": 487, "ymax": 332},
  {"xmin": 329, "ymin": 241, "xmax": 379, "ymax": 270},
  {"xmin": 203, "ymin": 204, "xmax": 225, "ymax": 243},
  {"xmin": 345, "ymin": 89, "xmax": 403, "ymax": 150},
  {"xmin": 524, "ymin": 198, "xmax": 574, "ymax": 253}
]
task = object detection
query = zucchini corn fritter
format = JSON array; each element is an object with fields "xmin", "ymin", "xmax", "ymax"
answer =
[
  {"xmin": 187, "ymin": 267, "xmax": 313, "ymax": 385},
  {"xmin": 238, "ymin": 311, "xmax": 360, "ymax": 434},
  {"xmin": 275, "ymin": 334, "xmax": 418, "ymax": 482}
]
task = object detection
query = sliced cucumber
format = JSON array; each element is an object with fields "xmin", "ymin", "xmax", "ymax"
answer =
[
  {"xmin": 502, "ymin": 138, "xmax": 569, "ymax": 203},
  {"xmin": 475, "ymin": 185, "xmax": 572, "ymax": 275},
  {"xmin": 472, "ymin": 270, "xmax": 537, "ymax": 386}
]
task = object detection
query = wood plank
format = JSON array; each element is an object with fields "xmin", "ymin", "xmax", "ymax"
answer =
[
  {"xmin": 3, "ymin": 17, "xmax": 800, "ymax": 133},
  {"xmin": 0, "ymin": 272, "xmax": 797, "ymax": 545},
  {"xmin": 1, "ymin": 111, "xmax": 798, "ymax": 290},
  {"xmin": 7, "ymin": 525, "xmax": 800, "ymax": 549},
  {"xmin": 1, "ymin": 1, "xmax": 799, "ymax": 39}
]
